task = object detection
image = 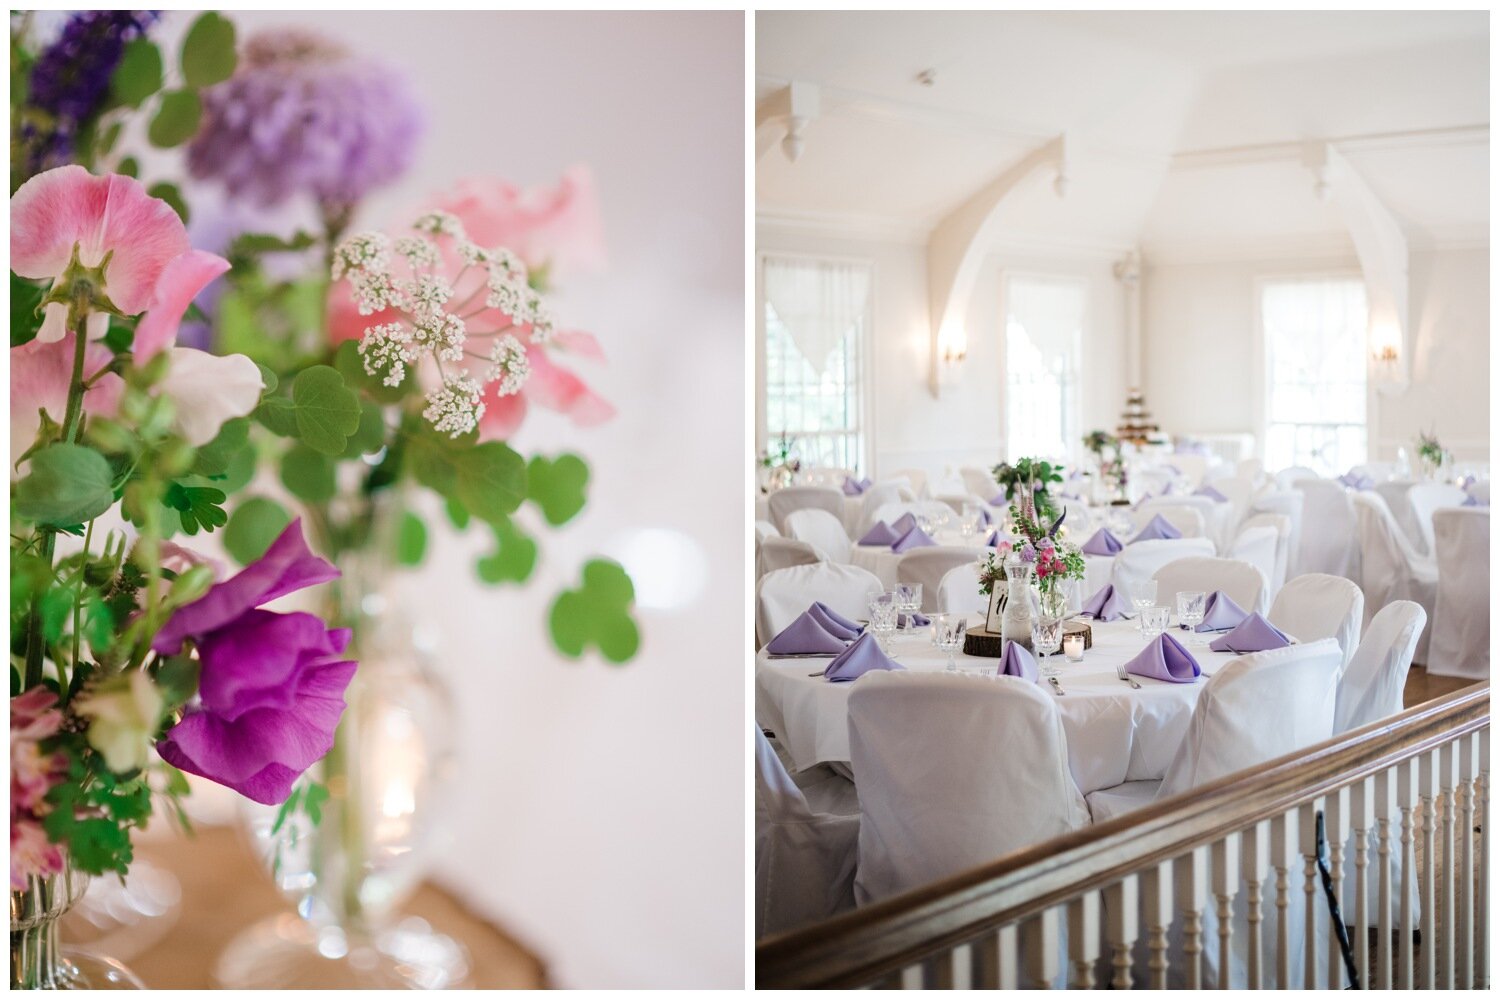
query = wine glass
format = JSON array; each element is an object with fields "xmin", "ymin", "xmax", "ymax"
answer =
[
  {"xmin": 932, "ymin": 614, "xmax": 967, "ymax": 671},
  {"xmin": 1176, "ymin": 590, "xmax": 1206, "ymax": 632},
  {"xmin": 894, "ymin": 583, "xmax": 922, "ymax": 632},
  {"xmin": 868, "ymin": 594, "xmax": 899, "ymax": 653},
  {"xmin": 1030, "ymin": 611, "xmax": 1065, "ymax": 679},
  {"xmin": 1127, "ymin": 580, "xmax": 1158, "ymax": 635},
  {"xmin": 1141, "ymin": 606, "xmax": 1170, "ymax": 639}
]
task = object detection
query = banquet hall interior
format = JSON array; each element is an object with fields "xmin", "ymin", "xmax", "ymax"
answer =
[{"xmin": 753, "ymin": 11, "xmax": 1491, "ymax": 989}]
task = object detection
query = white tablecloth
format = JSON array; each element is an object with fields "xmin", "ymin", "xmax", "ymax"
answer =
[
  {"xmin": 850, "ymin": 533, "xmax": 991, "ymax": 589},
  {"xmin": 755, "ymin": 620, "xmax": 1244, "ymax": 796}
]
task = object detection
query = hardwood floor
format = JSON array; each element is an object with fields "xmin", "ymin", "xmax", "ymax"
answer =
[{"xmin": 1402, "ymin": 665, "xmax": 1482, "ymax": 709}]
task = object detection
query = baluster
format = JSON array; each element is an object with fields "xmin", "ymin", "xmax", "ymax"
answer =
[
  {"xmin": 1393, "ymin": 758, "xmax": 1417, "ymax": 989},
  {"xmin": 970, "ymin": 927, "xmax": 999, "ymax": 989},
  {"xmin": 1104, "ymin": 876, "xmax": 1139, "ymax": 990},
  {"xmin": 1349, "ymin": 776, "xmax": 1373, "ymax": 987},
  {"xmin": 998, "ymin": 923, "xmax": 1020, "ymax": 990},
  {"xmin": 1270, "ymin": 809, "xmax": 1297, "ymax": 989},
  {"xmin": 1066, "ymin": 892, "xmax": 1101, "ymax": 989},
  {"xmin": 1240, "ymin": 821, "xmax": 1269, "ymax": 989},
  {"xmin": 1300, "ymin": 798, "xmax": 1324, "ymax": 988},
  {"xmin": 872, "ymin": 971, "xmax": 902, "ymax": 988},
  {"xmin": 1325, "ymin": 786, "xmax": 1350, "ymax": 988},
  {"xmin": 1439, "ymin": 740, "xmax": 1460, "ymax": 988},
  {"xmin": 899, "ymin": 964, "xmax": 922, "ymax": 989},
  {"xmin": 1418, "ymin": 748, "xmax": 1440, "ymax": 989},
  {"xmin": 920, "ymin": 949, "xmax": 955, "ymax": 988},
  {"xmin": 1140, "ymin": 860, "xmax": 1173, "ymax": 990},
  {"xmin": 1022, "ymin": 907, "xmax": 1061, "ymax": 989},
  {"xmin": 1376, "ymin": 763, "xmax": 1406, "ymax": 990},
  {"xmin": 1175, "ymin": 846, "xmax": 1210, "ymax": 990},
  {"xmin": 1211, "ymin": 834, "xmax": 1240, "ymax": 990},
  {"xmin": 1457, "ymin": 731, "xmax": 1478, "ymax": 989},
  {"xmin": 1479, "ymin": 728, "xmax": 1490, "ymax": 990}
]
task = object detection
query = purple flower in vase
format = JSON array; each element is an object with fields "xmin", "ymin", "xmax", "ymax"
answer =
[
  {"xmin": 1019, "ymin": 542, "xmax": 1037, "ymax": 563},
  {"xmin": 152, "ymin": 520, "xmax": 356, "ymax": 805}
]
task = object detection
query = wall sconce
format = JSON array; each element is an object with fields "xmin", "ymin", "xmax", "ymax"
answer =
[
  {"xmin": 936, "ymin": 325, "xmax": 967, "ymax": 387},
  {"xmin": 1369, "ymin": 321, "xmax": 1408, "ymax": 394}
]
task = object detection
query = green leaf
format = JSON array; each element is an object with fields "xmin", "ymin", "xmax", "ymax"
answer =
[
  {"xmin": 228, "ymin": 231, "xmax": 318, "ymax": 257},
  {"xmin": 339, "ymin": 402, "xmax": 387, "ymax": 459},
  {"xmin": 455, "ymin": 442, "xmax": 527, "ymax": 524},
  {"xmin": 163, "ymin": 482, "xmax": 227, "ymax": 535},
  {"xmin": 445, "ymin": 497, "xmax": 470, "ymax": 530},
  {"xmin": 15, "ymin": 445, "xmax": 115, "ymax": 526},
  {"xmin": 223, "ymin": 497, "xmax": 292, "ymax": 565},
  {"xmin": 116, "ymin": 155, "xmax": 139, "ymax": 178},
  {"xmin": 254, "ymin": 395, "xmax": 299, "ymax": 438},
  {"xmin": 11, "ymin": 272, "xmax": 45, "ymax": 348},
  {"xmin": 112, "ymin": 37, "xmax": 163, "ymax": 107},
  {"xmin": 526, "ymin": 453, "xmax": 589, "ymax": 526},
  {"xmin": 279, "ymin": 444, "xmax": 337, "ymax": 503},
  {"xmin": 180, "ymin": 11, "xmax": 237, "ymax": 88},
  {"xmin": 38, "ymin": 586, "xmax": 72, "ymax": 646},
  {"xmin": 396, "ymin": 512, "xmax": 427, "ymax": 566},
  {"xmin": 102, "ymin": 317, "xmax": 135, "ymax": 353},
  {"xmin": 189, "ymin": 417, "xmax": 249, "ymax": 479},
  {"xmin": 155, "ymin": 655, "xmax": 200, "ymax": 709},
  {"xmin": 147, "ymin": 181, "xmax": 189, "ymax": 224},
  {"xmin": 303, "ymin": 782, "xmax": 329, "ymax": 825},
  {"xmin": 147, "ymin": 89, "xmax": 202, "ymax": 148},
  {"xmin": 547, "ymin": 558, "xmax": 639, "ymax": 663},
  {"xmin": 289, "ymin": 366, "xmax": 361, "ymax": 455},
  {"xmin": 476, "ymin": 518, "xmax": 537, "ymax": 584},
  {"xmin": 256, "ymin": 364, "xmax": 279, "ymax": 396}
]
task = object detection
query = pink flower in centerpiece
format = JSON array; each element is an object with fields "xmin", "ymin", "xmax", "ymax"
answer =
[
  {"xmin": 11, "ymin": 688, "xmax": 68, "ymax": 889},
  {"xmin": 428, "ymin": 166, "xmax": 606, "ymax": 282},
  {"xmin": 10, "ymin": 167, "xmax": 263, "ymax": 453},
  {"xmin": 152, "ymin": 520, "xmax": 356, "ymax": 806}
]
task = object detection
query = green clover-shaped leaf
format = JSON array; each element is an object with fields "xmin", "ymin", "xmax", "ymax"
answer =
[
  {"xmin": 548, "ymin": 559, "xmax": 639, "ymax": 664},
  {"xmin": 527, "ymin": 453, "xmax": 589, "ymax": 526},
  {"xmin": 476, "ymin": 518, "xmax": 537, "ymax": 585}
]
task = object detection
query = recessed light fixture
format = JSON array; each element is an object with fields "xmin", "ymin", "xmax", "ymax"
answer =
[{"xmin": 916, "ymin": 68, "xmax": 936, "ymax": 87}]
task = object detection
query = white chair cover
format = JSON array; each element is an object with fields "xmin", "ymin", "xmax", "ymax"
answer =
[
  {"xmin": 855, "ymin": 482, "xmax": 915, "ymax": 536},
  {"xmin": 1238, "ymin": 513, "xmax": 1291, "ymax": 595},
  {"xmin": 1225, "ymin": 527, "xmax": 1278, "ymax": 609},
  {"xmin": 1108, "ymin": 538, "xmax": 1216, "ymax": 596},
  {"xmin": 1335, "ymin": 601, "xmax": 1426, "ymax": 734},
  {"xmin": 755, "ymin": 562, "xmax": 882, "ymax": 648},
  {"xmin": 1269, "ymin": 573, "xmax": 1364, "ymax": 669},
  {"xmin": 753, "ymin": 520, "xmax": 781, "ymax": 544},
  {"xmin": 1350, "ymin": 492, "xmax": 1436, "ymax": 662},
  {"xmin": 784, "ymin": 508, "xmax": 852, "ymax": 564},
  {"xmin": 1428, "ymin": 508, "xmax": 1490, "ymax": 678},
  {"xmin": 1374, "ymin": 480, "xmax": 1424, "ymax": 554},
  {"xmin": 1059, "ymin": 498, "xmax": 1093, "ymax": 537},
  {"xmin": 1275, "ymin": 465, "xmax": 1321, "ymax": 490},
  {"xmin": 1236, "ymin": 457, "xmax": 1265, "ymax": 487},
  {"xmin": 959, "ymin": 465, "xmax": 1002, "ymax": 501},
  {"xmin": 1208, "ymin": 474, "xmax": 1255, "ymax": 531},
  {"xmin": 889, "ymin": 467, "xmax": 930, "ymax": 499},
  {"xmin": 768, "ymin": 485, "xmax": 845, "ymax": 533},
  {"xmin": 1134, "ymin": 500, "xmax": 1208, "ymax": 541},
  {"xmin": 755, "ymin": 536, "xmax": 821, "ymax": 582},
  {"xmin": 895, "ymin": 547, "xmax": 985, "ymax": 612},
  {"xmin": 1350, "ymin": 462, "xmax": 1397, "ymax": 483},
  {"xmin": 1248, "ymin": 491, "xmax": 1303, "ymax": 587},
  {"xmin": 1152, "ymin": 556, "xmax": 1267, "ymax": 616},
  {"xmin": 1294, "ymin": 479, "xmax": 1358, "ymax": 579},
  {"xmin": 936, "ymin": 563, "xmax": 986, "ymax": 616},
  {"xmin": 1169, "ymin": 453, "xmax": 1208, "ymax": 488},
  {"xmin": 1470, "ymin": 480, "xmax": 1490, "ymax": 505},
  {"xmin": 754, "ymin": 728, "xmax": 859, "ymax": 938},
  {"xmin": 849, "ymin": 671, "xmax": 1089, "ymax": 905},
  {"xmin": 1406, "ymin": 482, "xmax": 1468, "ymax": 557}
]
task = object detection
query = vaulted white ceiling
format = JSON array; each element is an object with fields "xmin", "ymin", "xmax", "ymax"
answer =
[{"xmin": 757, "ymin": 11, "xmax": 1489, "ymax": 255}]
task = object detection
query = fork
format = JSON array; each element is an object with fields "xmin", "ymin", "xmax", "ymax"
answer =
[
  {"xmin": 1048, "ymin": 675, "xmax": 1066, "ymax": 697},
  {"xmin": 1115, "ymin": 664, "xmax": 1142, "ymax": 690}
]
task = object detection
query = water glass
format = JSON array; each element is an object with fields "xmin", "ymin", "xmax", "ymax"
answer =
[
  {"xmin": 1141, "ymin": 606, "xmax": 1170, "ymax": 639},
  {"xmin": 931, "ymin": 614, "xmax": 967, "ymax": 671},
  {"xmin": 1030, "ymin": 616, "xmax": 1064, "ymax": 678},
  {"xmin": 893, "ymin": 583, "xmax": 922, "ymax": 632},
  {"xmin": 868, "ymin": 594, "xmax": 898, "ymax": 652},
  {"xmin": 1127, "ymin": 580, "xmax": 1158, "ymax": 634},
  {"xmin": 1176, "ymin": 590, "xmax": 1206, "ymax": 631}
]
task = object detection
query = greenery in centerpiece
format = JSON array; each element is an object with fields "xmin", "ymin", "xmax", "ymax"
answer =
[
  {"xmin": 991, "ymin": 456, "xmax": 1064, "ymax": 520},
  {"xmin": 1416, "ymin": 428, "xmax": 1450, "ymax": 475}
]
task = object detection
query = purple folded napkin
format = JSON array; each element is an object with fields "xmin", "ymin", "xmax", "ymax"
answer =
[
  {"xmin": 1124, "ymin": 632, "xmax": 1201, "ymax": 683},
  {"xmin": 1209, "ymin": 613, "xmax": 1292, "ymax": 654},
  {"xmin": 810, "ymin": 602, "xmax": 863, "ymax": 641},
  {"xmin": 1079, "ymin": 584, "xmax": 1130, "ymax": 622},
  {"xmin": 767, "ymin": 611, "xmax": 849, "ymax": 655},
  {"xmin": 900, "ymin": 612, "xmax": 931, "ymax": 628},
  {"xmin": 989, "ymin": 491, "xmax": 1008, "ymax": 506},
  {"xmin": 978, "ymin": 507, "xmax": 993, "ymax": 526},
  {"xmin": 997, "ymin": 640, "xmax": 1038, "ymax": 682},
  {"xmin": 1195, "ymin": 591, "xmax": 1250, "ymax": 632},
  {"xmin": 1195, "ymin": 484, "xmax": 1229, "ymax": 503},
  {"xmin": 984, "ymin": 528, "xmax": 1000, "ymax": 547},
  {"xmin": 842, "ymin": 476, "xmax": 869, "ymax": 496},
  {"xmin": 1129, "ymin": 514, "xmax": 1182, "ymax": 544},
  {"xmin": 1081, "ymin": 527, "xmax": 1124, "ymax": 556},
  {"xmin": 891, "ymin": 525, "xmax": 937, "ymax": 553},
  {"xmin": 824, "ymin": 631, "xmax": 904, "ymax": 682},
  {"xmin": 1133, "ymin": 491, "xmax": 1154, "ymax": 509},
  {"xmin": 891, "ymin": 512, "xmax": 918, "ymax": 534},
  {"xmin": 858, "ymin": 521, "xmax": 900, "ymax": 546},
  {"xmin": 1337, "ymin": 472, "xmax": 1374, "ymax": 491},
  {"xmin": 1463, "ymin": 494, "xmax": 1485, "ymax": 507}
]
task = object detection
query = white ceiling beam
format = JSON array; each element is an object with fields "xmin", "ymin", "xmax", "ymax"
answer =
[{"xmin": 755, "ymin": 82, "xmax": 820, "ymax": 164}]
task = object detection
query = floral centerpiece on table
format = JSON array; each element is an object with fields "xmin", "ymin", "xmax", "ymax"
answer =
[
  {"xmin": 758, "ymin": 431, "xmax": 800, "ymax": 491},
  {"xmin": 1084, "ymin": 428, "xmax": 1128, "ymax": 501},
  {"xmin": 1415, "ymin": 429, "xmax": 1450, "ymax": 480},
  {"xmin": 991, "ymin": 456, "xmax": 1064, "ymax": 520}
]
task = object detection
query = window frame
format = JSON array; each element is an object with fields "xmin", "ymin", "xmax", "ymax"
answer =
[
  {"xmin": 755, "ymin": 250, "xmax": 876, "ymax": 476},
  {"xmin": 1253, "ymin": 269, "xmax": 1372, "ymax": 473},
  {"xmin": 998, "ymin": 269, "xmax": 1089, "ymax": 465}
]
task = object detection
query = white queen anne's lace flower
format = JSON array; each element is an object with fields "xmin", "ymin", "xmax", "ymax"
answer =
[
  {"xmin": 395, "ymin": 236, "xmax": 439, "ymax": 269},
  {"xmin": 422, "ymin": 375, "xmax": 485, "ymax": 438},
  {"xmin": 487, "ymin": 335, "xmax": 529, "ymax": 396},
  {"xmin": 412, "ymin": 210, "xmax": 465, "ymax": 239},
  {"xmin": 358, "ymin": 322, "xmax": 415, "ymax": 387},
  {"xmin": 331, "ymin": 232, "xmax": 391, "ymax": 281}
]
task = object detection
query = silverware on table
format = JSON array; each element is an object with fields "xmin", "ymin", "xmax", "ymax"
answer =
[
  {"xmin": 1048, "ymin": 676, "xmax": 1066, "ymax": 697},
  {"xmin": 1115, "ymin": 664, "xmax": 1142, "ymax": 690}
]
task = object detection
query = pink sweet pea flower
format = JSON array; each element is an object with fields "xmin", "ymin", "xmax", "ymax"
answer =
[{"xmin": 429, "ymin": 165, "xmax": 606, "ymax": 281}]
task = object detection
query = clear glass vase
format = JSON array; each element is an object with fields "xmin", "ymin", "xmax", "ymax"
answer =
[
  {"xmin": 999, "ymin": 560, "xmax": 1034, "ymax": 650},
  {"xmin": 11, "ymin": 860, "xmax": 145, "ymax": 990},
  {"xmin": 216, "ymin": 543, "xmax": 470, "ymax": 989}
]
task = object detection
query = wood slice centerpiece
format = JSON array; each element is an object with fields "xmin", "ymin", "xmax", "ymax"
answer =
[{"xmin": 963, "ymin": 620, "xmax": 1092, "ymax": 657}]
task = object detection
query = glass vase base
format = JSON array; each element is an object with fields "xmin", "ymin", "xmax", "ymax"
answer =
[
  {"xmin": 61, "ymin": 859, "xmax": 182, "ymax": 961},
  {"xmin": 20, "ymin": 950, "xmax": 147, "ymax": 989},
  {"xmin": 214, "ymin": 913, "xmax": 471, "ymax": 989}
]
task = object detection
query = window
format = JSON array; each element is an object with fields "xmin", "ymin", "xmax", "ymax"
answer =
[
  {"xmin": 760, "ymin": 256, "xmax": 870, "ymax": 473},
  {"xmin": 1004, "ymin": 274, "xmax": 1084, "ymax": 462},
  {"xmin": 1261, "ymin": 277, "xmax": 1368, "ymax": 475}
]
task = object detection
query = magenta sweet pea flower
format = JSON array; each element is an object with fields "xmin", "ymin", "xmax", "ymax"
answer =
[{"xmin": 153, "ymin": 520, "xmax": 356, "ymax": 805}]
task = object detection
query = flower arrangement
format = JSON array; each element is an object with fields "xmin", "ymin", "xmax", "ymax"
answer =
[
  {"xmin": 991, "ymin": 457, "xmax": 1064, "ymax": 520},
  {"xmin": 1416, "ymin": 429, "xmax": 1450, "ymax": 476},
  {"xmin": 9, "ymin": 164, "xmax": 354, "ymax": 892},
  {"xmin": 759, "ymin": 431, "xmax": 799, "ymax": 470},
  {"xmin": 1005, "ymin": 465, "xmax": 1084, "ymax": 598}
]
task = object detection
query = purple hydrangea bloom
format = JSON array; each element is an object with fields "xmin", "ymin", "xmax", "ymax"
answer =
[
  {"xmin": 186, "ymin": 29, "xmax": 423, "ymax": 213},
  {"xmin": 1019, "ymin": 542, "xmax": 1037, "ymax": 563},
  {"xmin": 153, "ymin": 520, "xmax": 355, "ymax": 805}
]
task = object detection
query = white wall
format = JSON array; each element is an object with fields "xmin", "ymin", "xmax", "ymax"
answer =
[
  {"xmin": 757, "ymin": 222, "xmax": 1132, "ymax": 485},
  {"xmin": 1143, "ymin": 246, "xmax": 1490, "ymax": 463}
]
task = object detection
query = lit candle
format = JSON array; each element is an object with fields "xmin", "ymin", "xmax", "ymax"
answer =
[{"xmin": 1063, "ymin": 634, "xmax": 1084, "ymax": 661}]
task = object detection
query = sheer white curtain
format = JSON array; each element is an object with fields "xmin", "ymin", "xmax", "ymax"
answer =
[
  {"xmin": 1005, "ymin": 274, "xmax": 1084, "ymax": 461},
  {"xmin": 1262, "ymin": 277, "xmax": 1368, "ymax": 475}
]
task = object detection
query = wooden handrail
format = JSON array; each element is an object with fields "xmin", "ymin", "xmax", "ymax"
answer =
[{"xmin": 757, "ymin": 683, "xmax": 1489, "ymax": 988}]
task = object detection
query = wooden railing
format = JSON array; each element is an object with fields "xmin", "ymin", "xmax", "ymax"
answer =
[{"xmin": 757, "ymin": 683, "xmax": 1489, "ymax": 989}]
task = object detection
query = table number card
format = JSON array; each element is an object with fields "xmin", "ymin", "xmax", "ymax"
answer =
[{"xmin": 984, "ymin": 587, "xmax": 1006, "ymax": 634}]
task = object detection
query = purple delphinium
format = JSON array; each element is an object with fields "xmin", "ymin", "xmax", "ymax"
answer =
[
  {"xmin": 186, "ymin": 29, "xmax": 423, "ymax": 218},
  {"xmin": 152, "ymin": 519, "xmax": 356, "ymax": 805},
  {"xmin": 19, "ymin": 11, "xmax": 159, "ymax": 173}
]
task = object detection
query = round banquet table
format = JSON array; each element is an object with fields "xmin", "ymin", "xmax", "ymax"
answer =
[
  {"xmin": 850, "ymin": 533, "xmax": 992, "ymax": 589},
  {"xmin": 755, "ymin": 619, "xmax": 1251, "ymax": 796}
]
